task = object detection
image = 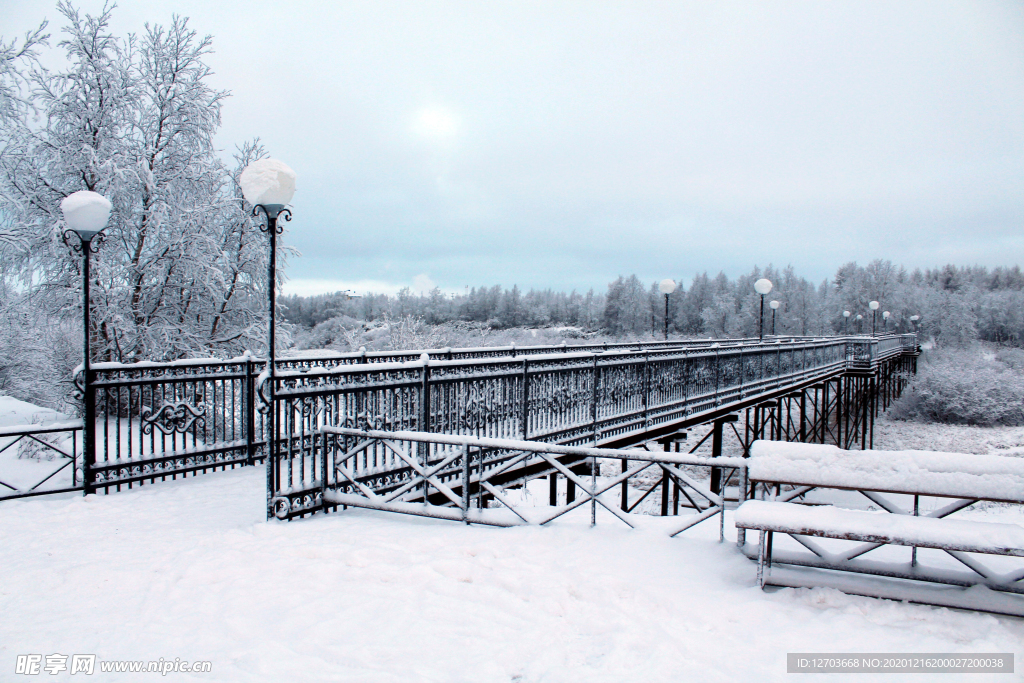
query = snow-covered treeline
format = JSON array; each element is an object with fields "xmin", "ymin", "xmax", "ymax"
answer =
[
  {"xmin": 284, "ymin": 260, "xmax": 1021, "ymax": 350},
  {"xmin": 0, "ymin": 4, "xmax": 285, "ymax": 411}
]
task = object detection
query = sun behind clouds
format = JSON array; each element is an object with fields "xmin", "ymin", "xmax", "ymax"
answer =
[{"xmin": 413, "ymin": 106, "xmax": 460, "ymax": 139}]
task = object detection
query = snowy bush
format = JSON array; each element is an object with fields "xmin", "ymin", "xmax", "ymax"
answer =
[
  {"xmin": 994, "ymin": 347, "xmax": 1024, "ymax": 371},
  {"xmin": 891, "ymin": 345, "xmax": 1024, "ymax": 426}
]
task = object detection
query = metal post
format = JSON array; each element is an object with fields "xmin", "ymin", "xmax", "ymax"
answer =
[
  {"xmin": 759, "ymin": 294, "xmax": 765, "ymax": 341},
  {"xmin": 81, "ymin": 238, "xmax": 96, "ymax": 495},
  {"xmin": 709, "ymin": 414, "xmax": 736, "ymax": 494},
  {"xmin": 756, "ymin": 530, "xmax": 766, "ymax": 586},
  {"xmin": 911, "ymin": 494, "xmax": 919, "ymax": 567},
  {"xmin": 420, "ymin": 358, "xmax": 431, "ymax": 502},
  {"xmin": 660, "ymin": 469, "xmax": 669, "ymax": 516},
  {"xmin": 737, "ymin": 464, "xmax": 748, "ymax": 548},
  {"xmin": 462, "ymin": 444, "xmax": 470, "ymax": 523},
  {"xmin": 520, "ymin": 358, "xmax": 530, "ymax": 439},
  {"xmin": 799, "ymin": 390, "xmax": 807, "ymax": 443},
  {"xmin": 62, "ymin": 229, "xmax": 105, "ymax": 496},
  {"xmin": 255, "ymin": 204, "xmax": 291, "ymax": 518},
  {"xmin": 620, "ymin": 457, "xmax": 628, "ymax": 511},
  {"xmin": 861, "ymin": 376, "xmax": 869, "ymax": 451},
  {"xmin": 663, "ymin": 293, "xmax": 670, "ymax": 341},
  {"xmin": 245, "ymin": 355, "xmax": 255, "ymax": 466},
  {"xmin": 81, "ymin": 237, "xmax": 96, "ymax": 495},
  {"xmin": 771, "ymin": 307, "xmax": 776, "ymax": 336},
  {"xmin": 591, "ymin": 354, "xmax": 598, "ymax": 526}
]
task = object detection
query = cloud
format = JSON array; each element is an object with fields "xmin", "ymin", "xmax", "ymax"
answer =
[
  {"xmin": 281, "ymin": 279, "xmax": 405, "ymax": 297},
  {"xmin": 8, "ymin": 0, "xmax": 1023, "ymax": 292},
  {"xmin": 412, "ymin": 273, "xmax": 435, "ymax": 293}
]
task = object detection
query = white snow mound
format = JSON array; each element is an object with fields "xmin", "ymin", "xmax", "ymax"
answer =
[{"xmin": 749, "ymin": 440, "xmax": 1024, "ymax": 502}]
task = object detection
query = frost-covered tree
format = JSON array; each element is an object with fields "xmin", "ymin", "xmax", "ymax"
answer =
[
  {"xmin": 0, "ymin": 20, "xmax": 48, "ymax": 254},
  {"xmin": 0, "ymin": 4, "xmax": 278, "ymax": 370},
  {"xmin": 604, "ymin": 275, "xmax": 650, "ymax": 335}
]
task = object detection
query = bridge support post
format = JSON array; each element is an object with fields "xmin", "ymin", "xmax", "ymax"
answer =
[
  {"xmin": 799, "ymin": 391, "xmax": 807, "ymax": 442},
  {"xmin": 709, "ymin": 414, "xmax": 738, "ymax": 495},
  {"xmin": 660, "ymin": 470, "xmax": 669, "ymax": 516},
  {"xmin": 620, "ymin": 458, "xmax": 628, "ymax": 511}
]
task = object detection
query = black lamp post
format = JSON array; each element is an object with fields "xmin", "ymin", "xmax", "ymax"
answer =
[
  {"xmin": 843, "ymin": 310, "xmax": 850, "ymax": 335},
  {"xmin": 658, "ymin": 279, "xmax": 676, "ymax": 341},
  {"xmin": 856, "ymin": 314, "xmax": 863, "ymax": 334},
  {"xmin": 882, "ymin": 310, "xmax": 890, "ymax": 334},
  {"xmin": 239, "ymin": 159, "xmax": 296, "ymax": 518},
  {"xmin": 769, "ymin": 299, "xmax": 780, "ymax": 336},
  {"xmin": 869, "ymin": 300, "xmax": 879, "ymax": 336},
  {"xmin": 61, "ymin": 190, "xmax": 112, "ymax": 496},
  {"xmin": 754, "ymin": 278, "xmax": 773, "ymax": 341}
]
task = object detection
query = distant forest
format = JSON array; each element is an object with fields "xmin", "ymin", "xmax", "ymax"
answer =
[{"xmin": 281, "ymin": 260, "xmax": 1024, "ymax": 352}]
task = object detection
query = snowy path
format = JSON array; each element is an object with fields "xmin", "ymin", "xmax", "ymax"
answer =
[{"xmin": 1, "ymin": 468, "xmax": 1022, "ymax": 682}]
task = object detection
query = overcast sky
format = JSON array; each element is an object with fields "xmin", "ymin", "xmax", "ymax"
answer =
[{"xmin": 7, "ymin": 1, "xmax": 1024, "ymax": 296}]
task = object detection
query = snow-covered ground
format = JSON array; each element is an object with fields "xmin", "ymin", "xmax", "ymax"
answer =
[
  {"xmin": 2, "ymin": 462, "xmax": 1022, "ymax": 682},
  {"xmin": 876, "ymin": 418, "xmax": 1024, "ymax": 456}
]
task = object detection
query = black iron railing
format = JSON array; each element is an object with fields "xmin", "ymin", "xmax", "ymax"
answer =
[
  {"xmin": 267, "ymin": 334, "xmax": 917, "ymax": 519},
  {"xmin": 1, "ymin": 333, "xmax": 917, "ymax": 503}
]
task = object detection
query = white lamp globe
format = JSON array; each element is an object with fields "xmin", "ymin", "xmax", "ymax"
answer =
[
  {"xmin": 883, "ymin": 311, "xmax": 890, "ymax": 319},
  {"xmin": 659, "ymin": 279, "xmax": 677, "ymax": 294},
  {"xmin": 61, "ymin": 191, "xmax": 111, "ymax": 238},
  {"xmin": 857, "ymin": 314, "xmax": 863, "ymax": 320},
  {"xmin": 753, "ymin": 278, "xmax": 773, "ymax": 295},
  {"xmin": 843, "ymin": 310, "xmax": 851, "ymax": 318},
  {"xmin": 910, "ymin": 315, "xmax": 919, "ymax": 321},
  {"xmin": 869, "ymin": 300, "xmax": 880, "ymax": 310},
  {"xmin": 769, "ymin": 300, "xmax": 780, "ymax": 310},
  {"xmin": 239, "ymin": 159, "xmax": 297, "ymax": 206}
]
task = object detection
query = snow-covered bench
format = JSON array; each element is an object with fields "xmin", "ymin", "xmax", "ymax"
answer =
[{"xmin": 733, "ymin": 441, "xmax": 1024, "ymax": 616}]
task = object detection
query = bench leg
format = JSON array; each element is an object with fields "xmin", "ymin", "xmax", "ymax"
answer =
[
  {"xmin": 911, "ymin": 494, "xmax": 919, "ymax": 568},
  {"xmin": 757, "ymin": 530, "xmax": 766, "ymax": 588},
  {"xmin": 719, "ymin": 500, "xmax": 725, "ymax": 544}
]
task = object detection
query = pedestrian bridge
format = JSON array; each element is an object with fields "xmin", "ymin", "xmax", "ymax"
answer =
[{"xmin": 264, "ymin": 334, "xmax": 919, "ymax": 520}]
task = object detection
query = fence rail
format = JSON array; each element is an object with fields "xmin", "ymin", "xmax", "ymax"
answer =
[
  {"xmin": 299, "ymin": 427, "xmax": 748, "ymax": 536},
  {"xmin": 0, "ymin": 421, "xmax": 83, "ymax": 500}
]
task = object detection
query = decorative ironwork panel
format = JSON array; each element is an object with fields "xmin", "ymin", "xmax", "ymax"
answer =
[{"xmin": 87, "ymin": 357, "xmax": 263, "ymax": 493}]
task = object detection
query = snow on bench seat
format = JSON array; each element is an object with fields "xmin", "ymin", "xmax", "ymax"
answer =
[
  {"xmin": 735, "ymin": 500, "xmax": 1024, "ymax": 557},
  {"xmin": 749, "ymin": 441, "xmax": 1024, "ymax": 503}
]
